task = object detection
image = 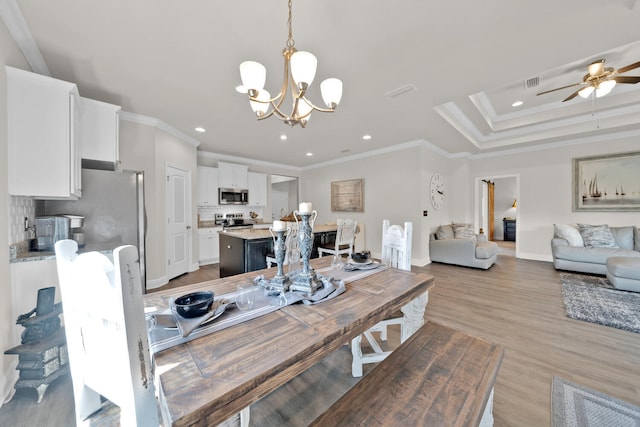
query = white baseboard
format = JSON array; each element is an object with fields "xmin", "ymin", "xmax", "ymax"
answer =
[{"xmin": 517, "ymin": 252, "xmax": 553, "ymax": 262}]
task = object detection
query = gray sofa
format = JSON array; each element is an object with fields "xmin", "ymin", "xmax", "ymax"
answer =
[
  {"xmin": 551, "ymin": 224, "xmax": 640, "ymax": 275},
  {"xmin": 429, "ymin": 224, "xmax": 498, "ymax": 270}
]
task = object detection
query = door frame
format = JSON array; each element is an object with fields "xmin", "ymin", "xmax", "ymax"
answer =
[
  {"xmin": 165, "ymin": 163, "xmax": 193, "ymax": 281},
  {"xmin": 474, "ymin": 173, "xmax": 520, "ymax": 255}
]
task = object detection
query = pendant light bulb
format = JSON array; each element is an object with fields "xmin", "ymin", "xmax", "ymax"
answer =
[{"xmin": 290, "ymin": 51, "xmax": 317, "ymax": 89}]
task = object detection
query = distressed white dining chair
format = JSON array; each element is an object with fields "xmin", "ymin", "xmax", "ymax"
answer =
[
  {"xmin": 55, "ymin": 239, "xmax": 159, "ymax": 426},
  {"xmin": 55, "ymin": 240, "xmax": 251, "ymax": 426},
  {"xmin": 350, "ymin": 220, "xmax": 428, "ymax": 377},
  {"xmin": 317, "ymin": 218, "xmax": 358, "ymax": 259}
]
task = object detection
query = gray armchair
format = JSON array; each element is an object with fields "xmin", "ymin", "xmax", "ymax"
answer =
[{"xmin": 429, "ymin": 226, "xmax": 498, "ymax": 270}]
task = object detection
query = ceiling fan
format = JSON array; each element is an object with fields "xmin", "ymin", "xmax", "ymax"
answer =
[{"xmin": 537, "ymin": 59, "xmax": 640, "ymax": 102}]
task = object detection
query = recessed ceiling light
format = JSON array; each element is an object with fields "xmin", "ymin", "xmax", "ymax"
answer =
[
  {"xmin": 512, "ymin": 101, "xmax": 523, "ymax": 107},
  {"xmin": 306, "ymin": 152, "xmax": 313, "ymax": 157},
  {"xmin": 195, "ymin": 127, "xmax": 206, "ymax": 133},
  {"xmin": 362, "ymin": 134, "xmax": 372, "ymax": 140},
  {"xmin": 280, "ymin": 134, "xmax": 287, "ymax": 141}
]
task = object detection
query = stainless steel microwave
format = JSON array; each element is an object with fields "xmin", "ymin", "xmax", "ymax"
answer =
[{"xmin": 219, "ymin": 188, "xmax": 249, "ymax": 205}]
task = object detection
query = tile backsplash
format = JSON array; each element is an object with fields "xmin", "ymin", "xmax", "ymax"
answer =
[
  {"xmin": 9, "ymin": 196, "xmax": 36, "ymax": 245},
  {"xmin": 197, "ymin": 205, "xmax": 265, "ymax": 222}
]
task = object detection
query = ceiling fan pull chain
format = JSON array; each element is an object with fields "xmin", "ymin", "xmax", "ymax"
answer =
[{"xmin": 591, "ymin": 94, "xmax": 600, "ymax": 130}]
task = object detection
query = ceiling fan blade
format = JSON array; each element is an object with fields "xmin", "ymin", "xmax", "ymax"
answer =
[
  {"xmin": 616, "ymin": 61, "xmax": 640, "ymax": 74},
  {"xmin": 614, "ymin": 75, "xmax": 640, "ymax": 84},
  {"xmin": 536, "ymin": 82, "xmax": 582, "ymax": 96},
  {"xmin": 562, "ymin": 89, "xmax": 582, "ymax": 102}
]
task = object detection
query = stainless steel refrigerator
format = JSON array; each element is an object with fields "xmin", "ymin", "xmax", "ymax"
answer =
[{"xmin": 43, "ymin": 168, "xmax": 147, "ymax": 290}]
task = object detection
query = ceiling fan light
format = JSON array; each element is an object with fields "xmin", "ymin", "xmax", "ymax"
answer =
[
  {"xmin": 290, "ymin": 51, "xmax": 317, "ymax": 88},
  {"xmin": 320, "ymin": 78, "xmax": 343, "ymax": 109},
  {"xmin": 240, "ymin": 61, "xmax": 266, "ymax": 91},
  {"xmin": 250, "ymin": 89, "xmax": 271, "ymax": 116},
  {"xmin": 596, "ymin": 79, "xmax": 616, "ymax": 97},
  {"xmin": 578, "ymin": 86, "xmax": 594, "ymax": 98}
]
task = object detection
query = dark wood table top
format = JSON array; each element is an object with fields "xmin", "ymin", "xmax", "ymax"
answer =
[{"xmin": 144, "ymin": 257, "xmax": 434, "ymax": 426}]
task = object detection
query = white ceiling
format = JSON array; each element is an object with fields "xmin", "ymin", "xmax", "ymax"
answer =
[{"xmin": 4, "ymin": 0, "xmax": 640, "ymax": 168}]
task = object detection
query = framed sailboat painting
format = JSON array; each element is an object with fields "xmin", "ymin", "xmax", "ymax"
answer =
[{"xmin": 573, "ymin": 151, "xmax": 640, "ymax": 211}]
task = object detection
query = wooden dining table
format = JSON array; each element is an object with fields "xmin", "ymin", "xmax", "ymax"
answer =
[{"xmin": 144, "ymin": 257, "xmax": 434, "ymax": 426}]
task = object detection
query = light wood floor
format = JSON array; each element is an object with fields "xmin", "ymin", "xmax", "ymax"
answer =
[{"xmin": 2, "ymin": 254, "xmax": 639, "ymax": 426}]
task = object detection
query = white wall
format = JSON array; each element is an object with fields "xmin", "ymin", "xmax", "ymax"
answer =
[
  {"xmin": 1, "ymin": 21, "xmax": 33, "ymax": 405},
  {"xmin": 119, "ymin": 120, "xmax": 199, "ymax": 288},
  {"xmin": 456, "ymin": 137, "xmax": 640, "ymax": 261},
  {"xmin": 302, "ymin": 145, "xmax": 451, "ymax": 265}
]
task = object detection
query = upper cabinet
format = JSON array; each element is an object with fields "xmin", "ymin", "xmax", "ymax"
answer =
[
  {"xmin": 197, "ymin": 166, "xmax": 219, "ymax": 205},
  {"xmin": 79, "ymin": 97, "xmax": 121, "ymax": 170},
  {"xmin": 218, "ymin": 162, "xmax": 248, "ymax": 189},
  {"xmin": 248, "ymin": 172, "xmax": 268, "ymax": 207},
  {"xmin": 7, "ymin": 66, "xmax": 82, "ymax": 199}
]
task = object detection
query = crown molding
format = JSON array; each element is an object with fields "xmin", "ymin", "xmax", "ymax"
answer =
[
  {"xmin": 0, "ymin": 0, "xmax": 49, "ymax": 75},
  {"xmin": 119, "ymin": 111, "xmax": 200, "ymax": 148},
  {"xmin": 197, "ymin": 151, "xmax": 301, "ymax": 172}
]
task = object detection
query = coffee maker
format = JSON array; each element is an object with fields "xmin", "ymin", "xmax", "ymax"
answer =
[{"xmin": 35, "ymin": 216, "xmax": 70, "ymax": 251}]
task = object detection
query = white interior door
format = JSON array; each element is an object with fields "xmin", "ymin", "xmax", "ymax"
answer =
[
  {"xmin": 271, "ymin": 190, "xmax": 289, "ymax": 221},
  {"xmin": 166, "ymin": 166, "xmax": 191, "ymax": 280}
]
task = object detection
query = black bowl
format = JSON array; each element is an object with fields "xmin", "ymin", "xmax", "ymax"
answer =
[
  {"xmin": 174, "ymin": 291, "xmax": 214, "ymax": 318},
  {"xmin": 351, "ymin": 251, "xmax": 371, "ymax": 263}
]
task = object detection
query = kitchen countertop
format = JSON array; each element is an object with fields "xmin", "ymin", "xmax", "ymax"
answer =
[
  {"xmin": 11, "ymin": 242, "xmax": 124, "ymax": 263},
  {"xmin": 221, "ymin": 224, "xmax": 337, "ymax": 240}
]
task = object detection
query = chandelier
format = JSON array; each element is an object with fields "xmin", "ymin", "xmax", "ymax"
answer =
[{"xmin": 238, "ymin": 0, "xmax": 342, "ymax": 128}]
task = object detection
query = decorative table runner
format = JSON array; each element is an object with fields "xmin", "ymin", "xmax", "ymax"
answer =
[{"xmin": 147, "ymin": 264, "xmax": 388, "ymax": 356}]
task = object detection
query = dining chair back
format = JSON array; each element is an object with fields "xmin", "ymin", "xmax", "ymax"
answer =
[
  {"xmin": 317, "ymin": 218, "xmax": 358, "ymax": 258},
  {"xmin": 54, "ymin": 239, "xmax": 159, "ymax": 426},
  {"xmin": 381, "ymin": 220, "xmax": 412, "ymax": 270},
  {"xmin": 350, "ymin": 220, "xmax": 427, "ymax": 377}
]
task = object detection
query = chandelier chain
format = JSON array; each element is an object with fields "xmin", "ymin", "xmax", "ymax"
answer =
[{"xmin": 286, "ymin": 0, "xmax": 295, "ymax": 49}]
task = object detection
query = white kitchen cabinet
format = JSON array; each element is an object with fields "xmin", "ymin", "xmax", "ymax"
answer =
[
  {"xmin": 248, "ymin": 172, "xmax": 268, "ymax": 207},
  {"xmin": 199, "ymin": 228, "xmax": 221, "ymax": 265},
  {"xmin": 7, "ymin": 66, "xmax": 82, "ymax": 199},
  {"xmin": 79, "ymin": 97, "xmax": 121, "ymax": 168},
  {"xmin": 196, "ymin": 166, "xmax": 219, "ymax": 205},
  {"xmin": 218, "ymin": 162, "xmax": 248, "ymax": 189}
]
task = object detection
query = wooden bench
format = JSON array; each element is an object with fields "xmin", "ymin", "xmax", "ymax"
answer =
[{"xmin": 311, "ymin": 322, "xmax": 504, "ymax": 427}]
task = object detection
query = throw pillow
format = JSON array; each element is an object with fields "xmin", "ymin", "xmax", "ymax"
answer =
[
  {"xmin": 452, "ymin": 223, "xmax": 476, "ymax": 240},
  {"xmin": 610, "ymin": 226, "xmax": 634, "ymax": 250},
  {"xmin": 577, "ymin": 224, "xmax": 619, "ymax": 248},
  {"xmin": 553, "ymin": 224, "xmax": 584, "ymax": 247},
  {"xmin": 436, "ymin": 224, "xmax": 454, "ymax": 240}
]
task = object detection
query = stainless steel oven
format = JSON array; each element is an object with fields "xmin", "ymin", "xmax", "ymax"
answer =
[{"xmin": 219, "ymin": 188, "xmax": 249, "ymax": 205}]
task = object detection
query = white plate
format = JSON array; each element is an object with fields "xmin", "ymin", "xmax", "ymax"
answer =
[
  {"xmin": 345, "ymin": 261, "xmax": 380, "ymax": 270},
  {"xmin": 350, "ymin": 258, "xmax": 373, "ymax": 265}
]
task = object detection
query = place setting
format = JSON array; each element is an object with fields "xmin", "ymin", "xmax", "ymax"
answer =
[
  {"xmin": 146, "ymin": 282, "xmax": 279, "ymax": 354},
  {"xmin": 342, "ymin": 251, "xmax": 381, "ymax": 271}
]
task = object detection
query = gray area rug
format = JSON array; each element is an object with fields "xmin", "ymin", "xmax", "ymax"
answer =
[
  {"xmin": 560, "ymin": 273, "xmax": 640, "ymax": 333},
  {"xmin": 552, "ymin": 376, "xmax": 640, "ymax": 426}
]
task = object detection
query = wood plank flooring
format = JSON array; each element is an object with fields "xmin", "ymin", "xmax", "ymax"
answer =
[{"xmin": 2, "ymin": 254, "xmax": 639, "ymax": 426}]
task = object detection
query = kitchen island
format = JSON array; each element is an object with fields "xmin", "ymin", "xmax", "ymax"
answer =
[{"xmin": 219, "ymin": 224, "xmax": 338, "ymax": 277}]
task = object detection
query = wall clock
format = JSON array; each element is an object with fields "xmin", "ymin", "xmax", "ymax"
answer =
[{"xmin": 430, "ymin": 173, "xmax": 445, "ymax": 210}]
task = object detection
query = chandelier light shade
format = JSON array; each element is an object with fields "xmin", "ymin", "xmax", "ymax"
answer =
[{"xmin": 238, "ymin": 0, "xmax": 342, "ymax": 128}]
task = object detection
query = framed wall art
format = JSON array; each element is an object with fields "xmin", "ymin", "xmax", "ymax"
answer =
[
  {"xmin": 573, "ymin": 151, "xmax": 640, "ymax": 211},
  {"xmin": 331, "ymin": 179, "xmax": 364, "ymax": 212}
]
